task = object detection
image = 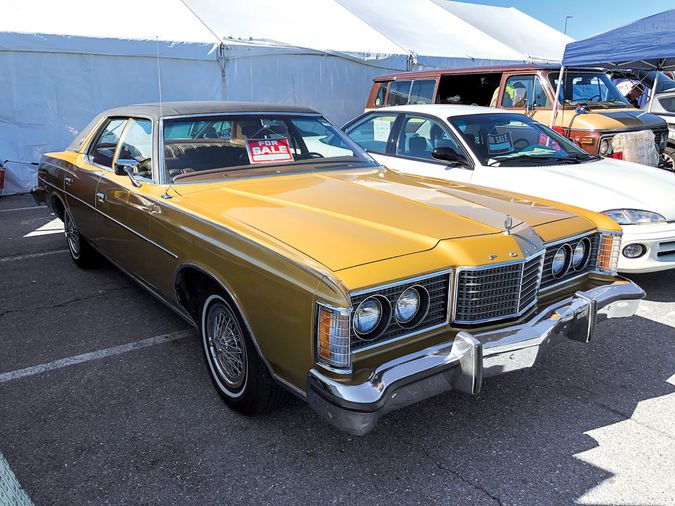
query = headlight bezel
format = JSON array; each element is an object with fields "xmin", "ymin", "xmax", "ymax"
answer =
[
  {"xmin": 572, "ymin": 237, "xmax": 592, "ymax": 271},
  {"xmin": 551, "ymin": 244, "xmax": 572, "ymax": 279},
  {"xmin": 395, "ymin": 285, "xmax": 430, "ymax": 328},
  {"xmin": 353, "ymin": 295, "xmax": 390, "ymax": 340},
  {"xmin": 602, "ymin": 209, "xmax": 666, "ymax": 225}
]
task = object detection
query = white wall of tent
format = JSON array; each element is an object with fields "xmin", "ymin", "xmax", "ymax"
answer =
[{"xmin": 0, "ymin": 0, "xmax": 571, "ymax": 194}]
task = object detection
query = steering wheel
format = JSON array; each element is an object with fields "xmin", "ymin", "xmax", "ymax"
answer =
[
  {"xmin": 582, "ymin": 95, "xmax": 600, "ymax": 102},
  {"xmin": 513, "ymin": 138, "xmax": 530, "ymax": 149},
  {"xmin": 304, "ymin": 152, "xmax": 324, "ymax": 159}
]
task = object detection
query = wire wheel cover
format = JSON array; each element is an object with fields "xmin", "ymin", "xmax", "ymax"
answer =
[
  {"xmin": 65, "ymin": 211, "xmax": 80, "ymax": 257},
  {"xmin": 206, "ymin": 302, "xmax": 247, "ymax": 389}
]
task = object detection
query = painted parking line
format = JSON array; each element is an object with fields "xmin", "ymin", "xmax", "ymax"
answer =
[
  {"xmin": 0, "ymin": 206, "xmax": 46, "ymax": 213},
  {"xmin": 0, "ymin": 249, "xmax": 69, "ymax": 263},
  {"xmin": 0, "ymin": 452, "xmax": 32, "ymax": 505},
  {"xmin": 0, "ymin": 329, "xmax": 195, "ymax": 384},
  {"xmin": 23, "ymin": 218, "xmax": 64, "ymax": 238}
]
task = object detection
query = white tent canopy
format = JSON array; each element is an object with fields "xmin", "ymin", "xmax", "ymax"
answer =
[{"xmin": 1, "ymin": 0, "xmax": 570, "ymax": 195}]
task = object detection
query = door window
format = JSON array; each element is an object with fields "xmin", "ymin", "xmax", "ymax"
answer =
[
  {"xmin": 501, "ymin": 75, "xmax": 551, "ymax": 108},
  {"xmin": 386, "ymin": 80, "xmax": 412, "ymax": 106},
  {"xmin": 344, "ymin": 114, "xmax": 397, "ymax": 153},
  {"xmin": 116, "ymin": 118, "xmax": 153, "ymax": 180},
  {"xmin": 409, "ymin": 80, "xmax": 437, "ymax": 104},
  {"xmin": 396, "ymin": 116, "xmax": 463, "ymax": 161},
  {"xmin": 88, "ymin": 118, "xmax": 127, "ymax": 168}
]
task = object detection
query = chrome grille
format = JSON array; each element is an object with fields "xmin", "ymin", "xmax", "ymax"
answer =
[
  {"xmin": 350, "ymin": 273, "xmax": 450, "ymax": 350},
  {"xmin": 454, "ymin": 253, "xmax": 544, "ymax": 324},
  {"xmin": 541, "ymin": 233, "xmax": 599, "ymax": 289}
]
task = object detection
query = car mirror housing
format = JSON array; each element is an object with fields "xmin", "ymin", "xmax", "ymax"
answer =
[
  {"xmin": 432, "ymin": 147, "xmax": 468, "ymax": 166},
  {"xmin": 114, "ymin": 159, "xmax": 142, "ymax": 187}
]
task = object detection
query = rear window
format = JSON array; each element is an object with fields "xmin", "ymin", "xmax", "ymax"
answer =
[
  {"xmin": 387, "ymin": 80, "xmax": 412, "ymax": 106},
  {"xmin": 385, "ymin": 79, "xmax": 436, "ymax": 106}
]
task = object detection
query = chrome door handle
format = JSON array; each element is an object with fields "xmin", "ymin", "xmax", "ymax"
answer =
[
  {"xmin": 64, "ymin": 177, "xmax": 72, "ymax": 185},
  {"xmin": 96, "ymin": 192, "xmax": 105, "ymax": 203}
]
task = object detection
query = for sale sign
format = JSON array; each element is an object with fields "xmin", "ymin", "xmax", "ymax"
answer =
[{"xmin": 245, "ymin": 139, "xmax": 294, "ymax": 163}]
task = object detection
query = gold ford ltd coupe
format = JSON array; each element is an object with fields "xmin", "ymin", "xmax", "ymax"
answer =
[{"xmin": 32, "ymin": 102, "xmax": 644, "ymax": 435}]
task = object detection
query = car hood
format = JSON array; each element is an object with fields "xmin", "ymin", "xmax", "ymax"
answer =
[
  {"xmin": 560, "ymin": 108, "xmax": 666, "ymax": 130},
  {"xmin": 480, "ymin": 158, "xmax": 675, "ymax": 221},
  {"xmin": 176, "ymin": 168, "xmax": 577, "ymax": 271}
]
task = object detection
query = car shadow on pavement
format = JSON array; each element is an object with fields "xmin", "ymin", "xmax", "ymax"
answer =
[
  {"xmin": 627, "ymin": 268, "xmax": 675, "ymax": 302},
  {"xmin": 255, "ymin": 313, "xmax": 675, "ymax": 504}
]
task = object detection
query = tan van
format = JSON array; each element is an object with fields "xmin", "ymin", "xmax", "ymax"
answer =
[{"xmin": 365, "ymin": 65, "xmax": 668, "ymax": 166}]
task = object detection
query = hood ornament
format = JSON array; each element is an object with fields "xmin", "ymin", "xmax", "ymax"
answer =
[{"xmin": 504, "ymin": 215, "xmax": 514, "ymax": 235}]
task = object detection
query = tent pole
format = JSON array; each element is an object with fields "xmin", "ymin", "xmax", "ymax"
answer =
[
  {"xmin": 550, "ymin": 66, "xmax": 565, "ymax": 128},
  {"xmin": 648, "ymin": 70, "xmax": 659, "ymax": 112}
]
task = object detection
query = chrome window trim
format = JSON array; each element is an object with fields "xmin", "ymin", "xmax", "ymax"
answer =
[
  {"xmin": 161, "ymin": 111, "xmax": 323, "ymax": 120},
  {"xmin": 452, "ymin": 250, "xmax": 545, "ymax": 325},
  {"xmin": 349, "ymin": 268, "xmax": 453, "ymax": 355}
]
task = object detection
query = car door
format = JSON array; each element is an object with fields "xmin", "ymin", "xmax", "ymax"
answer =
[
  {"xmin": 67, "ymin": 117, "xmax": 127, "ymax": 240},
  {"xmin": 93, "ymin": 117, "xmax": 162, "ymax": 283},
  {"xmin": 384, "ymin": 114, "xmax": 474, "ymax": 183},
  {"xmin": 500, "ymin": 74, "xmax": 552, "ymax": 124}
]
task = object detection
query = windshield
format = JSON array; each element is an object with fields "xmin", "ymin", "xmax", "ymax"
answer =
[
  {"xmin": 163, "ymin": 114, "xmax": 377, "ymax": 183},
  {"xmin": 549, "ymin": 71, "xmax": 630, "ymax": 107},
  {"xmin": 449, "ymin": 113, "xmax": 595, "ymax": 166}
]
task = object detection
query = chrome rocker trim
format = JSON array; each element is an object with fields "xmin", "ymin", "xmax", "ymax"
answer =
[{"xmin": 307, "ymin": 279, "xmax": 644, "ymax": 436}]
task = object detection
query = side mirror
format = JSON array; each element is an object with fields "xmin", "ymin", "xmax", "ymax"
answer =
[
  {"xmin": 432, "ymin": 147, "xmax": 468, "ymax": 166},
  {"xmin": 114, "ymin": 159, "xmax": 142, "ymax": 188}
]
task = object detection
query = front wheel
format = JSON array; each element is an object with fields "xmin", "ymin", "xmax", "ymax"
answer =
[
  {"xmin": 200, "ymin": 293, "xmax": 286, "ymax": 415},
  {"xmin": 63, "ymin": 208, "xmax": 99, "ymax": 268}
]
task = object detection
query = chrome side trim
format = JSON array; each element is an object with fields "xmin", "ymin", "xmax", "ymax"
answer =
[
  {"xmin": 173, "ymin": 262, "xmax": 306, "ymax": 398},
  {"xmin": 38, "ymin": 176, "xmax": 178, "ymax": 259}
]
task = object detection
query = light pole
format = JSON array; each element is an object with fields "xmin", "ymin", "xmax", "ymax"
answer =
[{"xmin": 564, "ymin": 16, "xmax": 573, "ymax": 35}]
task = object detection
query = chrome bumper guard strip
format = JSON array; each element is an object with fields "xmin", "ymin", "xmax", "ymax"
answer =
[{"xmin": 307, "ymin": 279, "xmax": 644, "ymax": 435}]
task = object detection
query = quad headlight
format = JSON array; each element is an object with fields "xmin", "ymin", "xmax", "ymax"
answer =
[
  {"xmin": 395, "ymin": 287, "xmax": 420, "ymax": 324},
  {"xmin": 599, "ymin": 138, "xmax": 611, "ymax": 155},
  {"xmin": 353, "ymin": 296, "xmax": 384, "ymax": 336},
  {"xmin": 572, "ymin": 238, "xmax": 591, "ymax": 270},
  {"xmin": 602, "ymin": 209, "xmax": 666, "ymax": 225},
  {"xmin": 552, "ymin": 244, "xmax": 572, "ymax": 278}
]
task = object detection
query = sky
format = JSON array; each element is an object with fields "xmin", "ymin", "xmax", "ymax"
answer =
[{"xmin": 461, "ymin": 0, "xmax": 675, "ymax": 39}]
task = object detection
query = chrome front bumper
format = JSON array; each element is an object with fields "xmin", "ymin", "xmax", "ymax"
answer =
[{"xmin": 307, "ymin": 279, "xmax": 644, "ymax": 435}]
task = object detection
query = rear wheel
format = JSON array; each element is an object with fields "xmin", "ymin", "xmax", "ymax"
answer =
[
  {"xmin": 63, "ymin": 208, "xmax": 99, "ymax": 268},
  {"xmin": 200, "ymin": 293, "xmax": 286, "ymax": 415}
]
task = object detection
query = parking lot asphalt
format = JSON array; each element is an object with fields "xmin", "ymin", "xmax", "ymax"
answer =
[{"xmin": 1, "ymin": 194, "xmax": 674, "ymax": 505}]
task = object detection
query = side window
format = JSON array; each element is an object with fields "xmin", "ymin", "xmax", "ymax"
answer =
[
  {"xmin": 373, "ymin": 82, "xmax": 388, "ymax": 107},
  {"xmin": 88, "ymin": 118, "xmax": 127, "ymax": 168},
  {"xmin": 502, "ymin": 75, "xmax": 535, "ymax": 108},
  {"xmin": 116, "ymin": 118, "xmax": 153, "ymax": 180},
  {"xmin": 395, "ymin": 116, "xmax": 462, "ymax": 161},
  {"xmin": 387, "ymin": 80, "xmax": 412, "ymax": 106},
  {"xmin": 345, "ymin": 114, "xmax": 398, "ymax": 153},
  {"xmin": 409, "ymin": 80, "xmax": 437, "ymax": 105}
]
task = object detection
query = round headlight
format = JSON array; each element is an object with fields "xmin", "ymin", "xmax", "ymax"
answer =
[
  {"xmin": 622, "ymin": 243, "xmax": 647, "ymax": 259},
  {"xmin": 552, "ymin": 245, "xmax": 571, "ymax": 278},
  {"xmin": 572, "ymin": 238, "xmax": 591, "ymax": 270},
  {"xmin": 353, "ymin": 297, "xmax": 382, "ymax": 336},
  {"xmin": 395, "ymin": 287, "xmax": 421, "ymax": 324},
  {"xmin": 599, "ymin": 138, "xmax": 610, "ymax": 156}
]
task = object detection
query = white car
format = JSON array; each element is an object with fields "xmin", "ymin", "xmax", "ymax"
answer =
[{"xmin": 343, "ymin": 104, "xmax": 675, "ymax": 273}]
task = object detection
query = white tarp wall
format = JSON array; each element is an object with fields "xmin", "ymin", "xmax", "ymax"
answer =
[{"xmin": 1, "ymin": 0, "xmax": 569, "ymax": 194}]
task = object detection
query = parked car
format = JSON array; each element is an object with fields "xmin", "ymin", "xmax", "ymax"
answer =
[
  {"xmin": 610, "ymin": 70, "xmax": 675, "ymax": 169},
  {"xmin": 32, "ymin": 102, "xmax": 644, "ymax": 435},
  {"xmin": 344, "ymin": 104, "xmax": 675, "ymax": 274},
  {"xmin": 365, "ymin": 65, "xmax": 668, "ymax": 167}
]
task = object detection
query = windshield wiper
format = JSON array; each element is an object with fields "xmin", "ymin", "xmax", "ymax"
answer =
[{"xmin": 488, "ymin": 154, "xmax": 582, "ymax": 166}]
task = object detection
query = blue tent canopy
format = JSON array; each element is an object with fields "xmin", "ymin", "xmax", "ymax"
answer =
[{"xmin": 562, "ymin": 9, "xmax": 675, "ymax": 71}]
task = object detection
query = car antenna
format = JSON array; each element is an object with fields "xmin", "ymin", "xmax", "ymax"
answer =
[{"xmin": 156, "ymin": 36, "xmax": 173, "ymax": 199}]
